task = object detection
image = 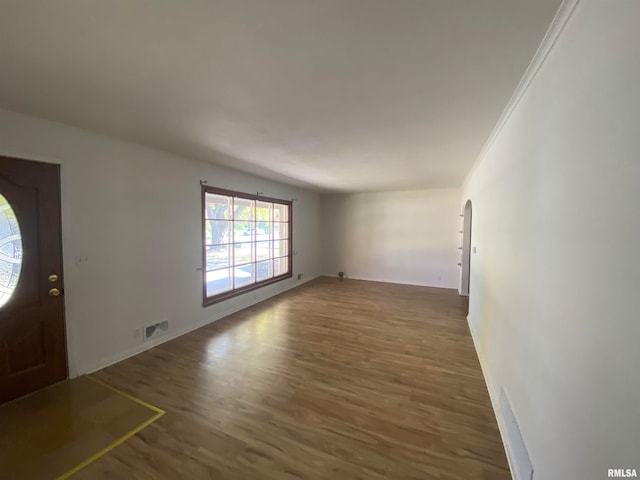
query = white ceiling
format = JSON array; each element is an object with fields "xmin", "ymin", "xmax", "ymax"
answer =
[{"xmin": 0, "ymin": 0, "xmax": 561, "ymax": 192}]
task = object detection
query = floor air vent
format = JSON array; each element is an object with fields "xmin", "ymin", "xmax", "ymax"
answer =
[
  {"xmin": 144, "ymin": 320, "xmax": 169, "ymax": 341},
  {"xmin": 500, "ymin": 388, "xmax": 534, "ymax": 480}
]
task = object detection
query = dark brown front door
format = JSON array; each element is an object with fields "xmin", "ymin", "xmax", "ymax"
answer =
[{"xmin": 0, "ymin": 155, "xmax": 67, "ymax": 404}]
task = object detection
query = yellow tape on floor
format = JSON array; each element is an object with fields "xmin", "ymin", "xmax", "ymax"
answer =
[{"xmin": 56, "ymin": 376, "xmax": 165, "ymax": 480}]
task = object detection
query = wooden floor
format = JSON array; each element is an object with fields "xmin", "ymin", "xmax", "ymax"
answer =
[{"xmin": 82, "ymin": 277, "xmax": 509, "ymax": 479}]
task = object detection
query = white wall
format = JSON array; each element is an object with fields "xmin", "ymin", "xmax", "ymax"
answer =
[
  {"xmin": 462, "ymin": 1, "xmax": 640, "ymax": 478},
  {"xmin": 321, "ymin": 189, "xmax": 460, "ymax": 288},
  {"xmin": 0, "ymin": 108, "xmax": 321, "ymax": 376}
]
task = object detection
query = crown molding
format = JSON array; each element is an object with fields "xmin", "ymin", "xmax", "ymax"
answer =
[{"xmin": 463, "ymin": 0, "xmax": 580, "ymax": 188}]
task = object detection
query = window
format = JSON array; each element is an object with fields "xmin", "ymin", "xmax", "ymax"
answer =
[
  {"xmin": 0, "ymin": 194, "xmax": 23, "ymax": 308},
  {"xmin": 202, "ymin": 186, "xmax": 292, "ymax": 306}
]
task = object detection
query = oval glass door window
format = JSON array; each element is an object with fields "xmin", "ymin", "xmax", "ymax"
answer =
[{"xmin": 0, "ymin": 194, "xmax": 23, "ymax": 308}]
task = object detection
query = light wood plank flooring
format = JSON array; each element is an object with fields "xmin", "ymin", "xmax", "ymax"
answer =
[{"xmin": 83, "ymin": 277, "xmax": 509, "ymax": 479}]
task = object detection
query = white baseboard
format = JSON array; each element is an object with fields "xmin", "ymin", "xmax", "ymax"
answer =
[
  {"xmin": 319, "ymin": 273, "xmax": 457, "ymax": 290},
  {"xmin": 467, "ymin": 315, "xmax": 518, "ymax": 480}
]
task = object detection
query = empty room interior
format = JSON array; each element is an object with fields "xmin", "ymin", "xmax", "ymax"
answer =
[{"xmin": 0, "ymin": 1, "xmax": 638, "ymax": 479}]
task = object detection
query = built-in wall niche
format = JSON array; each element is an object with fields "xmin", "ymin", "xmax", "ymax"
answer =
[{"xmin": 457, "ymin": 213, "xmax": 464, "ymax": 267}]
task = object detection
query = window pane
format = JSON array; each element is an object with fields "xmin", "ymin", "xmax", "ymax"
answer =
[
  {"xmin": 256, "ymin": 241, "xmax": 271, "ymax": 261},
  {"xmin": 256, "ymin": 224, "xmax": 270, "ymax": 241},
  {"xmin": 273, "ymin": 222, "xmax": 289, "ymax": 240},
  {"xmin": 206, "ymin": 268, "xmax": 232, "ymax": 296},
  {"xmin": 206, "ymin": 245, "xmax": 231, "ymax": 271},
  {"xmin": 256, "ymin": 260, "xmax": 273, "ymax": 282},
  {"xmin": 234, "ymin": 242, "xmax": 254, "ymax": 264},
  {"xmin": 205, "ymin": 193, "xmax": 231, "ymax": 219},
  {"xmin": 256, "ymin": 222, "xmax": 273, "ymax": 240},
  {"xmin": 234, "ymin": 197, "xmax": 254, "ymax": 221},
  {"xmin": 274, "ymin": 203, "xmax": 289, "ymax": 222},
  {"xmin": 274, "ymin": 256, "xmax": 289, "ymax": 276},
  {"xmin": 234, "ymin": 264, "xmax": 254, "ymax": 288},
  {"xmin": 274, "ymin": 239, "xmax": 289, "ymax": 258},
  {"xmin": 206, "ymin": 220, "xmax": 231, "ymax": 245},
  {"xmin": 256, "ymin": 201, "xmax": 272, "ymax": 223},
  {"xmin": 234, "ymin": 221, "xmax": 254, "ymax": 242}
]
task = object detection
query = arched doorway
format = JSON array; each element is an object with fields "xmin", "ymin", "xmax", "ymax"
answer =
[{"xmin": 460, "ymin": 200, "xmax": 472, "ymax": 302}]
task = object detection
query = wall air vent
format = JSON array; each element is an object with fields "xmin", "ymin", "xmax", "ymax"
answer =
[{"xmin": 144, "ymin": 320, "xmax": 169, "ymax": 341}]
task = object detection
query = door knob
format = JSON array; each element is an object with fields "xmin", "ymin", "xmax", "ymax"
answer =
[
  {"xmin": 48, "ymin": 274, "xmax": 58, "ymax": 282},
  {"xmin": 49, "ymin": 288, "xmax": 60, "ymax": 297}
]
